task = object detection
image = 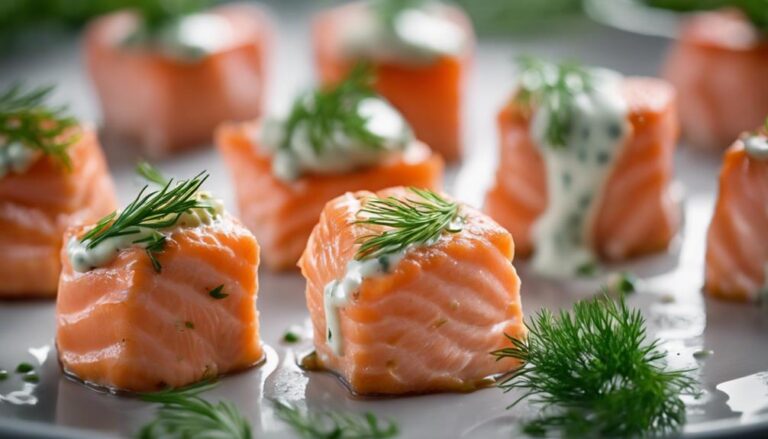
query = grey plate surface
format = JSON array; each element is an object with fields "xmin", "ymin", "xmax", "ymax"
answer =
[{"xmin": 2, "ymin": 1, "xmax": 768, "ymax": 437}]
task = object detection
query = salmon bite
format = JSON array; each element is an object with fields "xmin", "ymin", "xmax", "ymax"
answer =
[{"xmin": 299, "ymin": 187, "xmax": 526, "ymax": 395}]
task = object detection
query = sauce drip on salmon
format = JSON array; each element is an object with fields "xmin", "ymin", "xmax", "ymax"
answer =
[{"xmin": 526, "ymin": 66, "xmax": 629, "ymax": 277}]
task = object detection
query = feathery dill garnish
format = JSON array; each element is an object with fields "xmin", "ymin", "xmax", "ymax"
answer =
[
  {"xmin": 0, "ymin": 83, "xmax": 79, "ymax": 169},
  {"xmin": 208, "ymin": 284, "xmax": 228, "ymax": 299},
  {"xmin": 136, "ymin": 160, "xmax": 169, "ymax": 186},
  {"xmin": 281, "ymin": 64, "xmax": 383, "ymax": 154},
  {"xmin": 514, "ymin": 56, "xmax": 593, "ymax": 148},
  {"xmin": 644, "ymin": 0, "xmax": 768, "ymax": 32},
  {"xmin": 81, "ymin": 171, "xmax": 209, "ymax": 248},
  {"xmin": 138, "ymin": 380, "xmax": 251, "ymax": 439},
  {"xmin": 354, "ymin": 188, "xmax": 461, "ymax": 260},
  {"xmin": 273, "ymin": 400, "xmax": 398, "ymax": 439},
  {"xmin": 492, "ymin": 296, "xmax": 699, "ymax": 437}
]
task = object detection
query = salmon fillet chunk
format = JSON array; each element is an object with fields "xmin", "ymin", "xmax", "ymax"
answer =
[
  {"xmin": 484, "ymin": 77, "xmax": 680, "ymax": 262},
  {"xmin": 216, "ymin": 121, "xmax": 443, "ymax": 271},
  {"xmin": 312, "ymin": 2, "xmax": 474, "ymax": 161},
  {"xmin": 663, "ymin": 11, "xmax": 768, "ymax": 150},
  {"xmin": 0, "ymin": 128, "xmax": 117, "ymax": 298},
  {"xmin": 299, "ymin": 187, "xmax": 526, "ymax": 395},
  {"xmin": 56, "ymin": 212, "xmax": 262, "ymax": 392},
  {"xmin": 85, "ymin": 3, "xmax": 272, "ymax": 156},
  {"xmin": 705, "ymin": 127, "xmax": 768, "ymax": 302}
]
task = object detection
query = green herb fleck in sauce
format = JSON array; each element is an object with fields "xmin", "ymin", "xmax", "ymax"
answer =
[
  {"xmin": 15, "ymin": 362, "xmax": 33, "ymax": 374},
  {"xmin": 283, "ymin": 330, "xmax": 300, "ymax": 344}
]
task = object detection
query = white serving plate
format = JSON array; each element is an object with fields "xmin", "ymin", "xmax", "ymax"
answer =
[{"xmin": 1, "ymin": 1, "xmax": 768, "ymax": 437}]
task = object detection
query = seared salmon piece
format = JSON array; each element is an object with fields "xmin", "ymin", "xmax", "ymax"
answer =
[
  {"xmin": 705, "ymin": 125, "xmax": 768, "ymax": 302},
  {"xmin": 56, "ymin": 211, "xmax": 262, "ymax": 392},
  {"xmin": 663, "ymin": 10, "xmax": 768, "ymax": 150},
  {"xmin": 312, "ymin": 2, "xmax": 474, "ymax": 161},
  {"xmin": 216, "ymin": 121, "xmax": 443, "ymax": 271},
  {"xmin": 485, "ymin": 77, "xmax": 680, "ymax": 262},
  {"xmin": 0, "ymin": 128, "xmax": 117, "ymax": 298},
  {"xmin": 299, "ymin": 187, "xmax": 525, "ymax": 395},
  {"xmin": 85, "ymin": 3, "xmax": 272, "ymax": 156}
]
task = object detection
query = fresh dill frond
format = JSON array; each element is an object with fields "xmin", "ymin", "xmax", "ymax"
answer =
[
  {"xmin": 132, "ymin": 231, "xmax": 167, "ymax": 273},
  {"xmin": 138, "ymin": 380, "xmax": 252, "ymax": 439},
  {"xmin": 81, "ymin": 171, "xmax": 210, "ymax": 250},
  {"xmin": 136, "ymin": 160, "xmax": 169, "ymax": 186},
  {"xmin": 354, "ymin": 188, "xmax": 462, "ymax": 260},
  {"xmin": 492, "ymin": 296, "xmax": 699, "ymax": 437},
  {"xmin": 514, "ymin": 56, "xmax": 593, "ymax": 148},
  {"xmin": 0, "ymin": 83, "xmax": 80, "ymax": 169},
  {"xmin": 282, "ymin": 63, "xmax": 383, "ymax": 154},
  {"xmin": 273, "ymin": 400, "xmax": 398, "ymax": 439}
]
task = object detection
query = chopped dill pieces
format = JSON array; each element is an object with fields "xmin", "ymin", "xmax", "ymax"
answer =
[
  {"xmin": 693, "ymin": 349, "xmax": 714, "ymax": 360},
  {"xmin": 575, "ymin": 261, "xmax": 597, "ymax": 277},
  {"xmin": 492, "ymin": 296, "xmax": 699, "ymax": 437},
  {"xmin": 0, "ymin": 83, "xmax": 80, "ymax": 169},
  {"xmin": 22, "ymin": 374, "xmax": 39, "ymax": 383},
  {"xmin": 15, "ymin": 362, "xmax": 33, "ymax": 374},
  {"xmin": 273, "ymin": 399, "xmax": 398, "ymax": 439},
  {"xmin": 0, "ymin": 369, "xmax": 8, "ymax": 381},
  {"xmin": 138, "ymin": 380, "xmax": 251, "ymax": 439},
  {"xmin": 603, "ymin": 272, "xmax": 638, "ymax": 299},
  {"xmin": 283, "ymin": 330, "xmax": 301, "ymax": 344},
  {"xmin": 184, "ymin": 321, "xmax": 195, "ymax": 330},
  {"xmin": 208, "ymin": 285, "xmax": 228, "ymax": 300},
  {"xmin": 514, "ymin": 56, "xmax": 593, "ymax": 148},
  {"xmin": 354, "ymin": 188, "xmax": 461, "ymax": 260}
]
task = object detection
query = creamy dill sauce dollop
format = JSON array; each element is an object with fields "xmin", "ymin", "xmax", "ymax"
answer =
[
  {"xmin": 66, "ymin": 192, "xmax": 223, "ymax": 273},
  {"xmin": 745, "ymin": 135, "xmax": 768, "ymax": 160},
  {"xmin": 338, "ymin": 1, "xmax": 466, "ymax": 64},
  {"xmin": 123, "ymin": 13, "xmax": 235, "ymax": 62},
  {"xmin": 323, "ymin": 250, "xmax": 406, "ymax": 356},
  {"xmin": 0, "ymin": 141, "xmax": 40, "ymax": 178},
  {"xmin": 530, "ymin": 69, "xmax": 629, "ymax": 277},
  {"xmin": 258, "ymin": 97, "xmax": 412, "ymax": 181}
]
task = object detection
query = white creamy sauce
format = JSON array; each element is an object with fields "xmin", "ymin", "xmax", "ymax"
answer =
[
  {"xmin": 0, "ymin": 141, "xmax": 41, "ymax": 178},
  {"xmin": 745, "ymin": 135, "xmax": 768, "ymax": 160},
  {"xmin": 323, "ymin": 250, "xmax": 406, "ymax": 356},
  {"xmin": 124, "ymin": 13, "xmax": 235, "ymax": 61},
  {"xmin": 66, "ymin": 192, "xmax": 224, "ymax": 273},
  {"xmin": 530, "ymin": 69, "xmax": 629, "ymax": 277},
  {"xmin": 258, "ymin": 97, "xmax": 412, "ymax": 181},
  {"xmin": 339, "ymin": 2, "xmax": 466, "ymax": 64}
]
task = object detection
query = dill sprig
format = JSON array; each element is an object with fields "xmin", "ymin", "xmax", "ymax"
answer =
[
  {"xmin": 354, "ymin": 188, "xmax": 462, "ymax": 260},
  {"xmin": 492, "ymin": 296, "xmax": 699, "ymax": 437},
  {"xmin": 80, "ymin": 171, "xmax": 210, "ymax": 272},
  {"xmin": 514, "ymin": 56, "xmax": 593, "ymax": 148},
  {"xmin": 136, "ymin": 160, "xmax": 169, "ymax": 186},
  {"xmin": 138, "ymin": 380, "xmax": 252, "ymax": 439},
  {"xmin": 0, "ymin": 83, "xmax": 79, "ymax": 169},
  {"xmin": 282, "ymin": 64, "xmax": 383, "ymax": 154},
  {"xmin": 273, "ymin": 400, "xmax": 398, "ymax": 439}
]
